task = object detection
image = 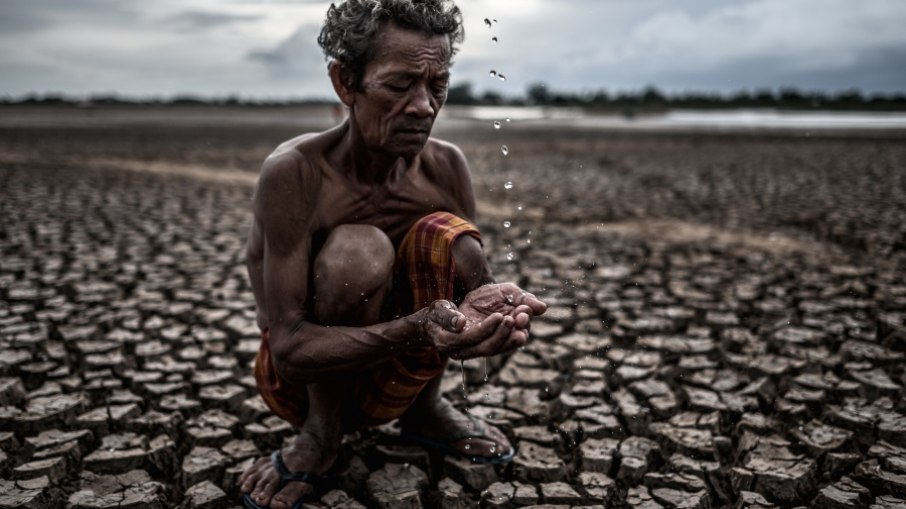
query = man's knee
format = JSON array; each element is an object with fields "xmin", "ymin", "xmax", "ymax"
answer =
[
  {"xmin": 313, "ymin": 224, "xmax": 395, "ymax": 304},
  {"xmin": 452, "ymin": 233, "xmax": 491, "ymax": 290}
]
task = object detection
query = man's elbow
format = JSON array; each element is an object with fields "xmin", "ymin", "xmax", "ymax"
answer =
[{"xmin": 269, "ymin": 325, "xmax": 319, "ymax": 384}]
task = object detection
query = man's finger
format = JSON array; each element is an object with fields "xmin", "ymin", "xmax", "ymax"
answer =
[
  {"xmin": 441, "ymin": 311, "xmax": 505, "ymax": 355},
  {"xmin": 427, "ymin": 300, "xmax": 465, "ymax": 332},
  {"xmin": 514, "ymin": 311, "xmax": 530, "ymax": 330},
  {"xmin": 509, "ymin": 304, "xmax": 531, "ymax": 319},
  {"xmin": 451, "ymin": 314, "xmax": 513, "ymax": 359},
  {"xmin": 521, "ymin": 292, "xmax": 548, "ymax": 315},
  {"xmin": 502, "ymin": 328, "xmax": 529, "ymax": 352}
]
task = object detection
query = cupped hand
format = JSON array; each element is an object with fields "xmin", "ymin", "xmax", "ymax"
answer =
[
  {"xmin": 420, "ymin": 299, "xmax": 514, "ymax": 359},
  {"xmin": 459, "ymin": 283, "xmax": 547, "ymax": 327},
  {"xmin": 453, "ymin": 283, "xmax": 547, "ymax": 357}
]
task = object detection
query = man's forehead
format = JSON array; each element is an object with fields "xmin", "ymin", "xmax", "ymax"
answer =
[{"xmin": 371, "ymin": 22, "xmax": 451, "ymax": 62}]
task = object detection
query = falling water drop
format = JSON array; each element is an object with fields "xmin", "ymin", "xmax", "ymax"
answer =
[
  {"xmin": 506, "ymin": 252, "xmax": 514, "ymax": 261},
  {"xmin": 483, "ymin": 358, "xmax": 488, "ymax": 382},
  {"xmin": 484, "ymin": 18, "xmax": 492, "ymax": 28},
  {"xmin": 498, "ymin": 74, "xmax": 507, "ymax": 81},
  {"xmin": 493, "ymin": 18, "xmax": 498, "ymax": 23},
  {"xmin": 501, "ymin": 145, "xmax": 509, "ymax": 156},
  {"xmin": 489, "ymin": 70, "xmax": 497, "ymax": 78},
  {"xmin": 492, "ymin": 36, "xmax": 498, "ymax": 43},
  {"xmin": 504, "ymin": 181, "xmax": 513, "ymax": 190},
  {"xmin": 460, "ymin": 360, "xmax": 467, "ymax": 398},
  {"xmin": 505, "ymin": 117, "xmax": 511, "ymax": 122},
  {"xmin": 517, "ymin": 204, "xmax": 523, "ymax": 211},
  {"xmin": 493, "ymin": 121, "xmax": 501, "ymax": 129},
  {"xmin": 503, "ymin": 221, "xmax": 511, "ymax": 228}
]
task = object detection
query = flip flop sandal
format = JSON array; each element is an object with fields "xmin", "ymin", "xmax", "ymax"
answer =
[
  {"xmin": 400, "ymin": 414, "xmax": 516, "ymax": 465},
  {"xmin": 241, "ymin": 450, "xmax": 333, "ymax": 509}
]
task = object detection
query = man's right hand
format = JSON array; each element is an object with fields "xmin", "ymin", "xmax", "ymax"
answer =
[{"xmin": 419, "ymin": 299, "xmax": 520, "ymax": 359}]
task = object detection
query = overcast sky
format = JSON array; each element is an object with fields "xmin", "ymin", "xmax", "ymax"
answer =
[{"xmin": 2, "ymin": 0, "xmax": 905, "ymax": 100}]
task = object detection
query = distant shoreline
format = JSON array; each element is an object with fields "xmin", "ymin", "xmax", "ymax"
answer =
[{"xmin": 2, "ymin": 104, "xmax": 906, "ymax": 136}]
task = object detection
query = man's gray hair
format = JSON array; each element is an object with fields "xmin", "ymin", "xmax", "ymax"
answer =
[{"xmin": 317, "ymin": 0, "xmax": 464, "ymax": 89}]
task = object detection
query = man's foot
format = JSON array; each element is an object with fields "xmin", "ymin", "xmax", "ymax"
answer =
[
  {"xmin": 398, "ymin": 397, "xmax": 513, "ymax": 463},
  {"xmin": 239, "ymin": 428, "xmax": 339, "ymax": 509}
]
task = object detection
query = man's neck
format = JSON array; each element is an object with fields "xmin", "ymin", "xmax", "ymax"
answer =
[{"xmin": 342, "ymin": 120, "xmax": 407, "ymax": 186}]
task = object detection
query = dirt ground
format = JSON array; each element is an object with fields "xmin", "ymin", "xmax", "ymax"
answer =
[{"xmin": 1, "ymin": 106, "xmax": 905, "ymax": 508}]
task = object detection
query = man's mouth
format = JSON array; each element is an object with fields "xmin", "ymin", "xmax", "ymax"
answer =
[{"xmin": 397, "ymin": 124, "xmax": 431, "ymax": 135}]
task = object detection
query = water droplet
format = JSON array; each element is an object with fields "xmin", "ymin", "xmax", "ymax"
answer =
[
  {"xmin": 491, "ymin": 37, "xmax": 498, "ymax": 43},
  {"xmin": 506, "ymin": 252, "xmax": 514, "ymax": 261},
  {"xmin": 503, "ymin": 221, "xmax": 511, "ymax": 228},
  {"xmin": 489, "ymin": 70, "xmax": 497, "ymax": 78},
  {"xmin": 490, "ymin": 446, "xmax": 496, "ymax": 453},
  {"xmin": 501, "ymin": 145, "xmax": 509, "ymax": 156},
  {"xmin": 498, "ymin": 74, "xmax": 507, "ymax": 81},
  {"xmin": 493, "ymin": 18, "xmax": 498, "ymax": 23},
  {"xmin": 505, "ymin": 117, "xmax": 511, "ymax": 122},
  {"xmin": 484, "ymin": 18, "xmax": 492, "ymax": 28},
  {"xmin": 504, "ymin": 181, "xmax": 513, "ymax": 190},
  {"xmin": 493, "ymin": 121, "xmax": 501, "ymax": 129},
  {"xmin": 464, "ymin": 443, "xmax": 471, "ymax": 450},
  {"xmin": 516, "ymin": 204, "xmax": 523, "ymax": 211}
]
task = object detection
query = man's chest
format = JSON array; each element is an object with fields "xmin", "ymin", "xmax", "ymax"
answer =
[{"xmin": 316, "ymin": 175, "xmax": 460, "ymax": 244}]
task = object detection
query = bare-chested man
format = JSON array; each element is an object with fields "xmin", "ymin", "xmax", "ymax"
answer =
[{"xmin": 239, "ymin": 1, "xmax": 547, "ymax": 508}]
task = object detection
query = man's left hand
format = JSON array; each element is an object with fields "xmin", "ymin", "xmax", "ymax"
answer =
[{"xmin": 454, "ymin": 283, "xmax": 547, "ymax": 357}]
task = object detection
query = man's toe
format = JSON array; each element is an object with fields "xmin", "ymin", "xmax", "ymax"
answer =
[
  {"xmin": 251, "ymin": 475, "xmax": 280, "ymax": 507},
  {"xmin": 270, "ymin": 482, "xmax": 312, "ymax": 509}
]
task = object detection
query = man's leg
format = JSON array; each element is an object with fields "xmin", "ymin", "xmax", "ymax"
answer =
[
  {"xmin": 398, "ymin": 221, "xmax": 512, "ymax": 460},
  {"xmin": 241, "ymin": 225, "xmax": 395, "ymax": 509}
]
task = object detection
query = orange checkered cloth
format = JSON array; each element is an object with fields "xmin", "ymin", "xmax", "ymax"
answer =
[{"xmin": 254, "ymin": 211, "xmax": 480, "ymax": 428}]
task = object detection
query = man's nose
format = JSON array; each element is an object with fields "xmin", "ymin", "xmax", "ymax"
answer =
[{"xmin": 404, "ymin": 85, "xmax": 435, "ymax": 118}]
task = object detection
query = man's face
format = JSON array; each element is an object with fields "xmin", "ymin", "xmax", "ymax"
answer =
[{"xmin": 351, "ymin": 22, "xmax": 451, "ymax": 159}]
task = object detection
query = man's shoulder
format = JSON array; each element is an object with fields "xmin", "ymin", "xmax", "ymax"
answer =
[
  {"xmin": 422, "ymin": 136, "xmax": 468, "ymax": 172},
  {"xmin": 265, "ymin": 131, "xmax": 329, "ymax": 169},
  {"xmin": 254, "ymin": 131, "xmax": 334, "ymax": 221},
  {"xmin": 424, "ymin": 136, "xmax": 465, "ymax": 159},
  {"xmin": 259, "ymin": 129, "xmax": 338, "ymax": 185}
]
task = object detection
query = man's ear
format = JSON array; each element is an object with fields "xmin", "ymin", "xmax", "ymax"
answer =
[{"xmin": 329, "ymin": 61, "xmax": 355, "ymax": 107}]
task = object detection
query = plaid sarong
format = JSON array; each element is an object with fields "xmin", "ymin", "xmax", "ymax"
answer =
[{"xmin": 254, "ymin": 211, "xmax": 481, "ymax": 428}]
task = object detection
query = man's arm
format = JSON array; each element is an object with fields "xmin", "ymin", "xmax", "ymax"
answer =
[
  {"xmin": 255, "ymin": 151, "xmax": 513, "ymax": 385},
  {"xmin": 440, "ymin": 143, "xmax": 549, "ymax": 354}
]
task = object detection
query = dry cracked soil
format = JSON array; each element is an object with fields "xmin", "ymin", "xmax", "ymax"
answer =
[{"xmin": 1, "ymin": 106, "xmax": 905, "ymax": 508}]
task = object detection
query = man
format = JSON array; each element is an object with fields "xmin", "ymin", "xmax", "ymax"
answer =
[{"xmin": 239, "ymin": 1, "xmax": 547, "ymax": 508}]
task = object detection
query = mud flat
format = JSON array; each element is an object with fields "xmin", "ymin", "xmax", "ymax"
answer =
[{"xmin": 1, "ymin": 106, "xmax": 905, "ymax": 508}]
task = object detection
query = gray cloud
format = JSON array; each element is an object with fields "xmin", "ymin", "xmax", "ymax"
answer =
[
  {"xmin": 248, "ymin": 24, "xmax": 325, "ymax": 70},
  {"xmin": 0, "ymin": 0, "xmax": 139, "ymax": 32},
  {"xmin": 2, "ymin": 0, "xmax": 905, "ymax": 98},
  {"xmin": 453, "ymin": 0, "xmax": 906, "ymax": 95},
  {"xmin": 163, "ymin": 11, "xmax": 264, "ymax": 30}
]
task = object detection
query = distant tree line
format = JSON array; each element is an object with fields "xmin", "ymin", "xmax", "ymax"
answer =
[
  {"xmin": 447, "ymin": 82, "xmax": 906, "ymax": 111},
  {"xmin": 0, "ymin": 94, "xmax": 337, "ymax": 108},
  {"xmin": 3, "ymin": 84, "xmax": 906, "ymax": 110}
]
